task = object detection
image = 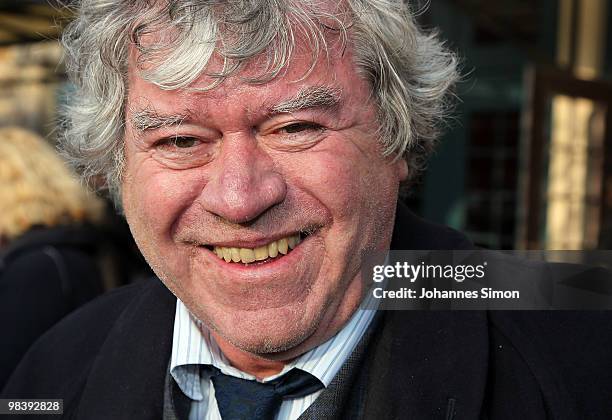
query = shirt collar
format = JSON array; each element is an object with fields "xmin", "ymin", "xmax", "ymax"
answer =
[{"xmin": 170, "ymin": 268, "xmax": 384, "ymax": 401}]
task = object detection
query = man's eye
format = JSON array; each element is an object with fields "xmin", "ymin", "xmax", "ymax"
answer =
[
  {"xmin": 280, "ymin": 122, "xmax": 323, "ymax": 134},
  {"xmin": 166, "ymin": 136, "xmax": 199, "ymax": 148}
]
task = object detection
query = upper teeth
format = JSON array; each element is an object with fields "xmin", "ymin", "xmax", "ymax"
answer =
[{"xmin": 213, "ymin": 234, "xmax": 301, "ymax": 263}]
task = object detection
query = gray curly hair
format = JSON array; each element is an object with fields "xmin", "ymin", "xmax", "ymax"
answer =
[{"xmin": 60, "ymin": 0, "xmax": 458, "ymax": 203}]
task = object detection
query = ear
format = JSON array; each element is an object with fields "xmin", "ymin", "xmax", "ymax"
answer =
[{"xmin": 395, "ymin": 157, "xmax": 409, "ymax": 182}]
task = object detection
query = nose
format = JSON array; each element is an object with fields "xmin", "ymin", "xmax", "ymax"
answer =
[{"xmin": 199, "ymin": 132, "xmax": 286, "ymax": 224}]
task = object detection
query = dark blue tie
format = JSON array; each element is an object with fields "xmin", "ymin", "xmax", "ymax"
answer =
[{"xmin": 208, "ymin": 366, "xmax": 324, "ymax": 420}]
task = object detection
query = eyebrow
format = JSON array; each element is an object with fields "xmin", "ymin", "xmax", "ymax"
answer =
[
  {"xmin": 270, "ymin": 85, "xmax": 342, "ymax": 114},
  {"xmin": 129, "ymin": 85, "xmax": 342, "ymax": 132},
  {"xmin": 130, "ymin": 108, "xmax": 189, "ymax": 132}
]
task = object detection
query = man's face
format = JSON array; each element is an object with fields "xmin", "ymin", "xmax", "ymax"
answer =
[{"xmin": 122, "ymin": 40, "xmax": 407, "ymax": 357}]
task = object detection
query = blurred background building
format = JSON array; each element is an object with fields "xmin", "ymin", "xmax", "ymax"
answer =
[
  {"xmin": 0, "ymin": 1, "xmax": 66, "ymax": 138},
  {"xmin": 1, "ymin": 0, "xmax": 611, "ymax": 250},
  {"xmin": 414, "ymin": 0, "xmax": 612, "ymax": 250}
]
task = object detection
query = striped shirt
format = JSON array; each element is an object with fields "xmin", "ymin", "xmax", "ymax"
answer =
[{"xmin": 170, "ymin": 291, "xmax": 378, "ymax": 420}]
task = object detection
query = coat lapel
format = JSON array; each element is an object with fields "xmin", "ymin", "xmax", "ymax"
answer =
[
  {"xmin": 363, "ymin": 310, "xmax": 489, "ymax": 419},
  {"xmin": 76, "ymin": 279, "xmax": 176, "ymax": 420}
]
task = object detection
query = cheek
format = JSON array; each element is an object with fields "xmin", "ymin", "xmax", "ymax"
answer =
[
  {"xmin": 284, "ymin": 151, "xmax": 362, "ymax": 217},
  {"xmin": 123, "ymin": 158, "xmax": 204, "ymax": 243},
  {"xmin": 122, "ymin": 163, "xmax": 209, "ymax": 285},
  {"xmin": 283, "ymin": 148, "xmax": 396, "ymax": 222},
  {"xmin": 299, "ymin": 147, "xmax": 400, "ymax": 255}
]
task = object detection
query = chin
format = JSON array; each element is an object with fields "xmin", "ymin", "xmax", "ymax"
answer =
[
  {"xmin": 229, "ymin": 329, "xmax": 313, "ymax": 356},
  {"xmin": 204, "ymin": 301, "xmax": 326, "ymax": 357}
]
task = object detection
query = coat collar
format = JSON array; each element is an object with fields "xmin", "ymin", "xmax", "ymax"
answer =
[{"xmin": 391, "ymin": 202, "xmax": 473, "ymax": 250}]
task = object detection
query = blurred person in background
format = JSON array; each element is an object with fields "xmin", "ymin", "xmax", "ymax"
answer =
[{"xmin": 0, "ymin": 126, "xmax": 106, "ymax": 388}]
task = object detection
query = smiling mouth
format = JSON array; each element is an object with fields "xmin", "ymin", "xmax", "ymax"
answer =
[{"xmin": 208, "ymin": 233, "xmax": 307, "ymax": 264}]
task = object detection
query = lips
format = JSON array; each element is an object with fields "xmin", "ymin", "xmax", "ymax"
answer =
[{"xmin": 212, "ymin": 234, "xmax": 302, "ymax": 263}]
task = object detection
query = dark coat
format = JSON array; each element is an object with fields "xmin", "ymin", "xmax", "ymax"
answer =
[
  {"xmin": 2, "ymin": 206, "xmax": 611, "ymax": 419},
  {"xmin": 0, "ymin": 225, "xmax": 105, "ymax": 389}
]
